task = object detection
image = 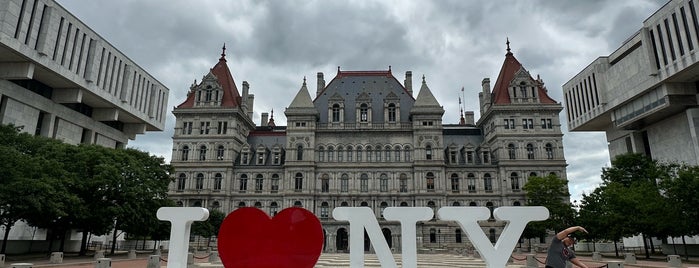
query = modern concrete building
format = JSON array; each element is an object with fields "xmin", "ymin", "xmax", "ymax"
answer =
[
  {"xmin": 563, "ymin": 0, "xmax": 699, "ymax": 164},
  {"xmin": 0, "ymin": 0, "xmax": 169, "ymax": 253},
  {"xmin": 169, "ymin": 42, "xmax": 568, "ymax": 253},
  {"xmin": 0, "ymin": 0, "xmax": 168, "ymax": 148}
]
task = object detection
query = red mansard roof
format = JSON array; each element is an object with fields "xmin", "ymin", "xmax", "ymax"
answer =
[
  {"xmin": 491, "ymin": 43, "xmax": 557, "ymax": 105},
  {"xmin": 177, "ymin": 47, "xmax": 242, "ymax": 108}
]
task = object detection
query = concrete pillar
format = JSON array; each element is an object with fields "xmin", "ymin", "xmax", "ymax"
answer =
[
  {"xmin": 0, "ymin": 254, "xmax": 5, "ymax": 267},
  {"xmin": 95, "ymin": 258, "xmax": 111, "ymax": 268},
  {"xmin": 127, "ymin": 249, "xmax": 137, "ymax": 259},
  {"xmin": 50, "ymin": 252, "xmax": 63, "ymax": 264},
  {"xmin": 525, "ymin": 254, "xmax": 538, "ymax": 268},
  {"xmin": 668, "ymin": 255, "xmax": 682, "ymax": 268},
  {"xmin": 147, "ymin": 255, "xmax": 160, "ymax": 268},
  {"xmin": 187, "ymin": 253, "xmax": 194, "ymax": 265},
  {"xmin": 10, "ymin": 263, "xmax": 33, "ymax": 268},
  {"xmin": 624, "ymin": 252, "xmax": 636, "ymax": 264},
  {"xmin": 209, "ymin": 251, "xmax": 221, "ymax": 263},
  {"xmin": 592, "ymin": 251, "xmax": 602, "ymax": 261},
  {"xmin": 607, "ymin": 260, "xmax": 624, "ymax": 268},
  {"xmin": 94, "ymin": 250, "xmax": 105, "ymax": 260},
  {"xmin": 154, "ymin": 249, "xmax": 162, "ymax": 256}
]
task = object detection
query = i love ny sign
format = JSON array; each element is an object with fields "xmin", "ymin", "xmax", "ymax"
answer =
[{"xmin": 157, "ymin": 206, "xmax": 549, "ymax": 268}]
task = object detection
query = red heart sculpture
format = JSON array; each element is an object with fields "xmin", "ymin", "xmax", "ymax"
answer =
[{"xmin": 217, "ymin": 207, "xmax": 323, "ymax": 268}]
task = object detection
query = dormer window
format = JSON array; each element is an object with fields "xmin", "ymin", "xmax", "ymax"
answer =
[
  {"xmin": 519, "ymin": 82, "xmax": 528, "ymax": 98},
  {"xmin": 257, "ymin": 152, "xmax": 265, "ymax": 165},
  {"xmin": 332, "ymin": 104, "xmax": 341, "ymax": 122},
  {"xmin": 387, "ymin": 103, "xmax": 396, "ymax": 122},
  {"xmin": 360, "ymin": 103, "xmax": 368, "ymax": 122}
]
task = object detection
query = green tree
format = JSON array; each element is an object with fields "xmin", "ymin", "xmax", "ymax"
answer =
[
  {"xmin": 192, "ymin": 209, "xmax": 226, "ymax": 248},
  {"xmin": 659, "ymin": 165, "xmax": 699, "ymax": 258},
  {"xmin": 522, "ymin": 174, "xmax": 575, "ymax": 246},
  {"xmin": 600, "ymin": 153, "xmax": 672, "ymax": 258}
]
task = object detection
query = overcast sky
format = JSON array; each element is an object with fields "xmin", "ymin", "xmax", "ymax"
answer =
[{"xmin": 56, "ymin": 0, "xmax": 666, "ymax": 203}]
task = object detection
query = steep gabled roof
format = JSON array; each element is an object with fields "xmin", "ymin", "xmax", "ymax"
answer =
[
  {"xmin": 413, "ymin": 76, "xmax": 441, "ymax": 108},
  {"xmin": 177, "ymin": 45, "xmax": 242, "ymax": 108},
  {"xmin": 288, "ymin": 78, "xmax": 315, "ymax": 109},
  {"xmin": 491, "ymin": 41, "xmax": 557, "ymax": 104}
]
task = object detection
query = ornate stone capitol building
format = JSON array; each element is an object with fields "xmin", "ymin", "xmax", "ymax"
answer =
[{"xmin": 169, "ymin": 43, "xmax": 568, "ymax": 252}]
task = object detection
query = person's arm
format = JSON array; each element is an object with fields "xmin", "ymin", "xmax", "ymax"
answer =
[
  {"xmin": 570, "ymin": 257, "xmax": 588, "ymax": 268},
  {"xmin": 556, "ymin": 226, "xmax": 588, "ymax": 240}
]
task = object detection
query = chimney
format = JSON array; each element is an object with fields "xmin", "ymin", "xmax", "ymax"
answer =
[
  {"xmin": 481, "ymin": 78, "xmax": 491, "ymax": 94},
  {"xmin": 464, "ymin": 111, "xmax": 475, "ymax": 125},
  {"xmin": 317, "ymin": 72, "xmax": 325, "ymax": 97},
  {"xmin": 404, "ymin": 71, "xmax": 413, "ymax": 96},
  {"xmin": 261, "ymin": 112, "xmax": 269, "ymax": 127},
  {"xmin": 242, "ymin": 81, "xmax": 250, "ymax": 110}
]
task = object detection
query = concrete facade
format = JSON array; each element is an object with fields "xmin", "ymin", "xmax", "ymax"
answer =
[
  {"xmin": 169, "ymin": 45, "xmax": 568, "ymax": 253},
  {"xmin": 0, "ymin": 0, "xmax": 169, "ymax": 253},
  {"xmin": 0, "ymin": 0, "xmax": 169, "ymax": 147},
  {"xmin": 563, "ymin": 0, "xmax": 699, "ymax": 165}
]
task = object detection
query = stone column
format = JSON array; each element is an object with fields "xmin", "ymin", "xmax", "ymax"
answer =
[
  {"xmin": 50, "ymin": 252, "xmax": 63, "ymax": 264},
  {"xmin": 147, "ymin": 255, "xmax": 160, "ymax": 268},
  {"xmin": 525, "ymin": 254, "xmax": 537, "ymax": 268},
  {"xmin": 624, "ymin": 253, "xmax": 636, "ymax": 264},
  {"xmin": 95, "ymin": 258, "xmax": 111, "ymax": 268},
  {"xmin": 668, "ymin": 255, "xmax": 682, "ymax": 268}
]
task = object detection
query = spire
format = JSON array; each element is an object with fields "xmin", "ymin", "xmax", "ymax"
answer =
[
  {"xmin": 506, "ymin": 37, "xmax": 511, "ymax": 55},
  {"xmin": 268, "ymin": 109, "xmax": 276, "ymax": 127},
  {"xmin": 220, "ymin": 43, "xmax": 227, "ymax": 61},
  {"xmin": 459, "ymin": 96, "xmax": 466, "ymax": 125},
  {"xmin": 303, "ymin": 76, "xmax": 307, "ymax": 87},
  {"xmin": 288, "ymin": 77, "xmax": 315, "ymax": 109}
]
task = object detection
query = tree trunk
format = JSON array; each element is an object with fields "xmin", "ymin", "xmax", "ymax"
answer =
[
  {"xmin": 642, "ymin": 234, "xmax": 650, "ymax": 259},
  {"xmin": 683, "ymin": 236, "xmax": 689, "ymax": 261},
  {"xmin": 110, "ymin": 220, "xmax": 119, "ymax": 255},
  {"xmin": 58, "ymin": 229, "xmax": 66, "ymax": 252},
  {"xmin": 79, "ymin": 230, "xmax": 89, "ymax": 256},
  {"xmin": 1, "ymin": 223, "xmax": 11, "ymax": 254},
  {"xmin": 614, "ymin": 240, "xmax": 619, "ymax": 257},
  {"xmin": 47, "ymin": 228, "xmax": 55, "ymax": 253},
  {"xmin": 649, "ymin": 237, "xmax": 656, "ymax": 254}
]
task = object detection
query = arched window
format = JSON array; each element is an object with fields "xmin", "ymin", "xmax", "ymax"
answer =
[
  {"xmin": 255, "ymin": 174, "xmax": 264, "ymax": 192},
  {"xmin": 380, "ymin": 202, "xmax": 389, "ymax": 217},
  {"xmin": 193, "ymin": 200, "xmax": 202, "ymax": 207},
  {"xmin": 375, "ymin": 146, "xmax": 382, "ymax": 162},
  {"xmin": 429, "ymin": 229, "xmax": 437, "ymax": 243},
  {"xmin": 394, "ymin": 146, "xmax": 401, "ymax": 162},
  {"xmin": 347, "ymin": 146, "xmax": 353, "ymax": 162},
  {"xmin": 340, "ymin": 201, "xmax": 349, "ymax": 207},
  {"xmin": 318, "ymin": 146, "xmax": 325, "ymax": 162},
  {"xmin": 297, "ymin": 145, "xmax": 304, "ymax": 160},
  {"xmin": 294, "ymin": 201, "xmax": 303, "ymax": 207},
  {"xmin": 320, "ymin": 202, "xmax": 330, "ymax": 219},
  {"xmin": 216, "ymin": 145, "xmax": 225, "ymax": 160},
  {"xmin": 294, "ymin": 173, "xmax": 303, "ymax": 191},
  {"xmin": 486, "ymin": 201, "xmax": 495, "ymax": 220},
  {"xmin": 519, "ymin": 81, "xmax": 528, "ymax": 98},
  {"xmin": 360, "ymin": 173, "xmax": 369, "ymax": 192},
  {"xmin": 211, "ymin": 201, "xmax": 220, "ymax": 209},
  {"xmin": 332, "ymin": 104, "xmax": 341, "ymax": 122},
  {"xmin": 452, "ymin": 201, "xmax": 461, "ymax": 206},
  {"xmin": 380, "ymin": 173, "xmax": 388, "ymax": 192},
  {"xmin": 176, "ymin": 201, "xmax": 184, "ymax": 207},
  {"xmin": 360, "ymin": 201, "xmax": 369, "ymax": 207},
  {"xmin": 195, "ymin": 173, "xmax": 204, "ymax": 190},
  {"xmin": 271, "ymin": 174, "xmax": 280, "ymax": 192},
  {"xmin": 545, "ymin": 143, "xmax": 554, "ymax": 159},
  {"xmin": 426, "ymin": 172, "xmax": 435, "ymax": 191},
  {"xmin": 400, "ymin": 201, "xmax": 409, "ymax": 207},
  {"xmin": 511, "ymin": 172, "xmax": 520, "ymax": 191},
  {"xmin": 426, "ymin": 145, "xmax": 433, "ymax": 160},
  {"xmin": 469, "ymin": 201, "xmax": 477, "ymax": 206},
  {"xmin": 239, "ymin": 174, "xmax": 248, "ymax": 191},
  {"xmin": 254, "ymin": 201, "xmax": 262, "ymax": 208},
  {"xmin": 177, "ymin": 173, "xmax": 186, "ymax": 191},
  {"xmin": 356, "ymin": 146, "xmax": 363, "ymax": 162},
  {"xmin": 214, "ymin": 173, "xmax": 222, "ymax": 191},
  {"xmin": 366, "ymin": 146, "xmax": 372, "ymax": 161},
  {"xmin": 513, "ymin": 201, "xmax": 521, "ymax": 206},
  {"xmin": 450, "ymin": 173, "xmax": 459, "ymax": 192},
  {"xmin": 270, "ymin": 202, "xmax": 279, "ymax": 216},
  {"xmin": 399, "ymin": 173, "xmax": 408, "ymax": 193},
  {"xmin": 387, "ymin": 103, "xmax": 396, "ymax": 122},
  {"xmin": 341, "ymin": 174, "xmax": 349, "ymax": 193},
  {"xmin": 238, "ymin": 202, "xmax": 246, "ymax": 208},
  {"xmin": 384, "ymin": 146, "xmax": 391, "ymax": 162},
  {"xmin": 181, "ymin": 146, "xmax": 190, "ymax": 161},
  {"xmin": 508, "ymin": 143, "xmax": 516, "ymax": 159},
  {"xmin": 321, "ymin": 174, "xmax": 330, "ymax": 193},
  {"xmin": 427, "ymin": 201, "xmax": 436, "ymax": 216},
  {"xmin": 467, "ymin": 173, "xmax": 476, "ymax": 192},
  {"xmin": 337, "ymin": 146, "xmax": 344, "ymax": 162},
  {"xmin": 526, "ymin": 143, "xmax": 535, "ymax": 159},
  {"xmin": 456, "ymin": 229, "xmax": 463, "ymax": 243},
  {"xmin": 484, "ymin": 173, "xmax": 493, "ymax": 192},
  {"xmin": 404, "ymin": 146, "xmax": 411, "ymax": 162},
  {"xmin": 529, "ymin": 172, "xmax": 538, "ymax": 178},
  {"xmin": 199, "ymin": 145, "xmax": 207, "ymax": 161},
  {"xmin": 328, "ymin": 146, "xmax": 334, "ymax": 162},
  {"xmin": 360, "ymin": 103, "xmax": 368, "ymax": 122}
]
